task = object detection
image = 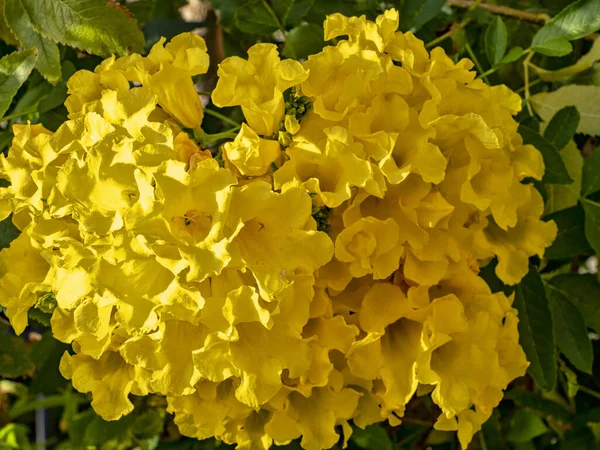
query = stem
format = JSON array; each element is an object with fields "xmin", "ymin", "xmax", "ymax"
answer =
[
  {"xmin": 200, "ymin": 127, "xmax": 240, "ymax": 147},
  {"xmin": 198, "ymin": 91, "xmax": 212, "ymax": 96},
  {"xmin": 9, "ymin": 394, "xmax": 88, "ymax": 420},
  {"xmin": 478, "ymin": 66, "xmax": 499, "ymax": 80},
  {"xmin": 465, "ymin": 42, "xmax": 490, "ymax": 84},
  {"xmin": 425, "ymin": 19, "xmax": 472, "ymax": 48},
  {"xmin": 579, "ymin": 385, "xmax": 600, "ymax": 401},
  {"xmin": 479, "ymin": 431, "xmax": 488, "ymax": 450},
  {"xmin": 0, "ymin": 109, "xmax": 37, "ymax": 122},
  {"xmin": 447, "ymin": 0, "xmax": 551, "ymax": 23},
  {"xmin": 516, "ymin": 77, "xmax": 541, "ymax": 94},
  {"xmin": 523, "ymin": 52, "xmax": 534, "ymax": 116},
  {"xmin": 402, "ymin": 417, "xmax": 434, "ymax": 426},
  {"xmin": 204, "ymin": 108, "xmax": 242, "ymax": 128}
]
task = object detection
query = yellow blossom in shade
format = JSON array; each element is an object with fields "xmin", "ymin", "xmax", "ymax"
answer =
[
  {"xmin": 224, "ymin": 124, "xmax": 281, "ymax": 177},
  {"xmin": 212, "ymin": 44, "xmax": 308, "ymax": 136}
]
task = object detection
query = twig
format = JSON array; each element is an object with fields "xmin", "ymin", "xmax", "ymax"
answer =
[
  {"xmin": 579, "ymin": 385, "xmax": 600, "ymax": 401},
  {"xmin": 204, "ymin": 108, "xmax": 241, "ymax": 128},
  {"xmin": 523, "ymin": 52, "xmax": 534, "ymax": 115},
  {"xmin": 465, "ymin": 42, "xmax": 490, "ymax": 83},
  {"xmin": 447, "ymin": 0, "xmax": 551, "ymax": 23}
]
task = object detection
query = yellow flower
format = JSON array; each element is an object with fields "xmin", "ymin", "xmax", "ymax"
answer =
[
  {"xmin": 224, "ymin": 124, "xmax": 281, "ymax": 177},
  {"xmin": 212, "ymin": 44, "xmax": 308, "ymax": 136}
]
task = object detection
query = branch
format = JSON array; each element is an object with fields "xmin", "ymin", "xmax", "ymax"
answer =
[{"xmin": 447, "ymin": 0, "xmax": 550, "ymax": 24}]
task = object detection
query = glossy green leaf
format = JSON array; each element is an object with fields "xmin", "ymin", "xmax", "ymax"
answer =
[
  {"xmin": 582, "ymin": 147, "xmax": 600, "ymax": 197},
  {"xmin": 18, "ymin": 0, "xmax": 144, "ymax": 57},
  {"xmin": 532, "ymin": 36, "xmax": 573, "ymax": 57},
  {"xmin": 518, "ymin": 125, "xmax": 572, "ymax": 184},
  {"xmin": 533, "ymin": 0, "xmax": 600, "ymax": 50},
  {"xmin": 513, "ymin": 267, "xmax": 556, "ymax": 391},
  {"xmin": 0, "ymin": 48, "xmax": 37, "ymax": 119},
  {"xmin": 272, "ymin": 0, "xmax": 314, "ymax": 27},
  {"xmin": 4, "ymin": 0, "xmax": 61, "ymax": 84},
  {"xmin": 235, "ymin": 1, "xmax": 281, "ymax": 34},
  {"xmin": 548, "ymin": 274, "xmax": 600, "ymax": 334},
  {"xmin": 546, "ymin": 284, "xmax": 593, "ymax": 374},
  {"xmin": 544, "ymin": 204, "xmax": 593, "ymax": 259},
  {"xmin": 283, "ymin": 23, "xmax": 324, "ymax": 59},
  {"xmin": 399, "ymin": 0, "xmax": 445, "ymax": 33},
  {"xmin": 499, "ymin": 46, "xmax": 526, "ymax": 64},
  {"xmin": 485, "ymin": 16, "xmax": 507, "ymax": 65},
  {"xmin": 581, "ymin": 197, "xmax": 600, "ymax": 254}
]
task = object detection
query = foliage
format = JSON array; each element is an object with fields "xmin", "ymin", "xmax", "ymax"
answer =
[{"xmin": 0, "ymin": 1, "xmax": 599, "ymax": 450}]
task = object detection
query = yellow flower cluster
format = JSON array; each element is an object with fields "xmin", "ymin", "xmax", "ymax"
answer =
[{"xmin": 0, "ymin": 10, "xmax": 557, "ymax": 450}]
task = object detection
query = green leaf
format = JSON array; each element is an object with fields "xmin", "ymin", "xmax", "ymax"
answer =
[
  {"xmin": 531, "ymin": 85, "xmax": 600, "ymax": 136},
  {"xmin": 126, "ymin": 0, "xmax": 183, "ymax": 24},
  {"xmin": 399, "ymin": 0, "xmax": 445, "ymax": 33},
  {"xmin": 518, "ymin": 125, "xmax": 572, "ymax": 184},
  {"xmin": 530, "ymin": 38, "xmax": 600, "ymax": 82},
  {"xmin": 545, "ymin": 284, "xmax": 593, "ymax": 374},
  {"xmin": 548, "ymin": 274, "xmax": 600, "ymax": 335},
  {"xmin": 351, "ymin": 424, "xmax": 392, "ymax": 450},
  {"xmin": 0, "ymin": 325, "xmax": 35, "ymax": 379},
  {"xmin": 134, "ymin": 410, "xmax": 165, "ymax": 439},
  {"xmin": 506, "ymin": 389, "xmax": 571, "ymax": 423},
  {"xmin": 506, "ymin": 410, "xmax": 549, "ymax": 443},
  {"xmin": 235, "ymin": 1, "xmax": 281, "ymax": 34},
  {"xmin": 581, "ymin": 197, "xmax": 600, "ymax": 254},
  {"xmin": 283, "ymin": 23, "xmax": 324, "ymax": 59},
  {"xmin": 271, "ymin": 0, "xmax": 314, "ymax": 27},
  {"xmin": 582, "ymin": 147, "xmax": 600, "ymax": 197},
  {"xmin": 0, "ymin": 214, "xmax": 20, "ymax": 250},
  {"xmin": 18, "ymin": 0, "xmax": 144, "ymax": 57},
  {"xmin": 533, "ymin": 0, "xmax": 600, "ymax": 50},
  {"xmin": 544, "ymin": 106, "xmax": 580, "ymax": 151},
  {"xmin": 544, "ymin": 204, "xmax": 593, "ymax": 259},
  {"xmin": 4, "ymin": 0, "xmax": 61, "ymax": 84},
  {"xmin": 544, "ymin": 142, "xmax": 583, "ymax": 215},
  {"xmin": 0, "ymin": 48, "xmax": 37, "ymax": 119},
  {"xmin": 513, "ymin": 267, "xmax": 556, "ymax": 391},
  {"xmin": 480, "ymin": 410, "xmax": 503, "ymax": 450},
  {"xmin": 532, "ymin": 36, "xmax": 573, "ymax": 57},
  {"xmin": 83, "ymin": 414, "xmax": 136, "ymax": 447},
  {"xmin": 485, "ymin": 16, "xmax": 507, "ymax": 66},
  {"xmin": 499, "ymin": 46, "xmax": 526, "ymax": 64},
  {"xmin": 0, "ymin": 424, "xmax": 32, "ymax": 450}
]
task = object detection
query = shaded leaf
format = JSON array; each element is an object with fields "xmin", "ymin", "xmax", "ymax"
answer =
[
  {"xmin": 581, "ymin": 197, "xmax": 600, "ymax": 254},
  {"xmin": 544, "ymin": 204, "xmax": 593, "ymax": 259},
  {"xmin": 531, "ymin": 85, "xmax": 600, "ymax": 136},
  {"xmin": 0, "ymin": 214, "xmax": 20, "ymax": 250},
  {"xmin": 399, "ymin": 0, "xmax": 445, "ymax": 33},
  {"xmin": 283, "ymin": 23, "xmax": 324, "ymax": 59},
  {"xmin": 506, "ymin": 389, "xmax": 571, "ymax": 424},
  {"xmin": 235, "ymin": 1, "xmax": 280, "ymax": 34},
  {"xmin": 4, "ymin": 0, "xmax": 61, "ymax": 84},
  {"xmin": 272, "ymin": 0, "xmax": 314, "ymax": 27},
  {"xmin": 548, "ymin": 273, "xmax": 600, "ymax": 334},
  {"xmin": 485, "ymin": 16, "xmax": 507, "ymax": 65},
  {"xmin": 0, "ymin": 324, "xmax": 34, "ymax": 379},
  {"xmin": 544, "ymin": 142, "xmax": 583, "ymax": 215},
  {"xmin": 546, "ymin": 284, "xmax": 593, "ymax": 374},
  {"xmin": 582, "ymin": 146, "xmax": 600, "ymax": 197},
  {"xmin": 518, "ymin": 125, "xmax": 572, "ymax": 184},
  {"xmin": 351, "ymin": 424, "xmax": 392, "ymax": 450},
  {"xmin": 530, "ymin": 38, "xmax": 600, "ymax": 82},
  {"xmin": 0, "ymin": 48, "xmax": 37, "ymax": 118},
  {"xmin": 19, "ymin": 0, "xmax": 144, "ymax": 57},
  {"xmin": 544, "ymin": 106, "xmax": 580, "ymax": 151},
  {"xmin": 513, "ymin": 267, "xmax": 556, "ymax": 391},
  {"xmin": 506, "ymin": 410, "xmax": 549, "ymax": 443}
]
